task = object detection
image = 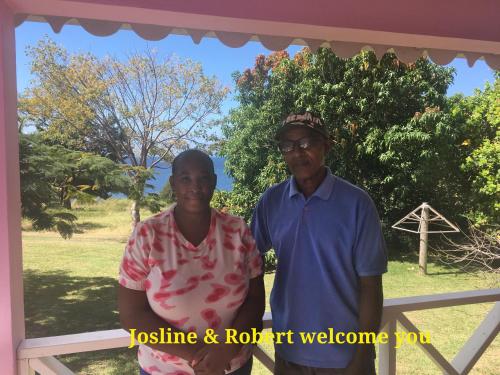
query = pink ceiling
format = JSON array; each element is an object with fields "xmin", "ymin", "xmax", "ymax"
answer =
[
  {"xmin": 72, "ymin": 0, "xmax": 500, "ymax": 42},
  {"xmin": 8, "ymin": 0, "xmax": 500, "ymax": 68}
]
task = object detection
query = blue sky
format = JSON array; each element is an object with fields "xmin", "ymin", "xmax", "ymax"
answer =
[{"xmin": 16, "ymin": 21, "xmax": 496, "ymax": 115}]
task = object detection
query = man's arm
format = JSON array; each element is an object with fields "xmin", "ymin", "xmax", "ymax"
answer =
[
  {"xmin": 346, "ymin": 275, "xmax": 383, "ymax": 374},
  {"xmin": 118, "ymin": 285, "xmax": 204, "ymax": 361}
]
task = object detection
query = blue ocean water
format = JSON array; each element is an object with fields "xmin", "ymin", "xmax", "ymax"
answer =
[{"xmin": 145, "ymin": 156, "xmax": 233, "ymax": 192}]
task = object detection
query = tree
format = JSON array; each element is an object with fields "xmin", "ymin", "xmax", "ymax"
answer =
[
  {"xmin": 433, "ymin": 222, "xmax": 499, "ymax": 274},
  {"xmin": 19, "ymin": 133, "xmax": 128, "ymax": 237},
  {"xmin": 457, "ymin": 73, "xmax": 499, "ymax": 228},
  {"xmin": 222, "ymin": 48, "xmax": 473, "ymax": 243},
  {"xmin": 20, "ymin": 37, "xmax": 229, "ymax": 225}
]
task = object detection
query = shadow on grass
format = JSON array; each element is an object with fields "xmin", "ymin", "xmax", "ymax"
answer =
[
  {"xmin": 24, "ymin": 269, "xmax": 138, "ymax": 374},
  {"xmin": 74, "ymin": 221, "xmax": 108, "ymax": 233},
  {"xmin": 425, "ymin": 269, "xmax": 467, "ymax": 276},
  {"xmin": 388, "ymin": 250, "xmax": 420, "ymax": 264},
  {"xmin": 387, "ymin": 245, "xmax": 468, "ymax": 276}
]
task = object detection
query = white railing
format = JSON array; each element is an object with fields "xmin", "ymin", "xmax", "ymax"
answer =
[{"xmin": 17, "ymin": 289, "xmax": 500, "ymax": 375}]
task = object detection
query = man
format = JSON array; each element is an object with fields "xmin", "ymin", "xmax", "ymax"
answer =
[{"xmin": 251, "ymin": 112, "xmax": 387, "ymax": 374}]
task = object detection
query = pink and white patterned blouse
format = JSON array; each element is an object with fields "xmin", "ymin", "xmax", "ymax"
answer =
[{"xmin": 119, "ymin": 204, "xmax": 263, "ymax": 375}]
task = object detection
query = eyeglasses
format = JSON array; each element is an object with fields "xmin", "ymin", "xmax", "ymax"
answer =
[{"xmin": 278, "ymin": 136, "xmax": 322, "ymax": 153}]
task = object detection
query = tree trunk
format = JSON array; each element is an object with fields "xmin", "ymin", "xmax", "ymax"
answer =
[
  {"xmin": 418, "ymin": 203, "xmax": 429, "ymax": 275},
  {"xmin": 60, "ymin": 186, "xmax": 72, "ymax": 209},
  {"xmin": 63, "ymin": 198, "xmax": 72, "ymax": 210},
  {"xmin": 131, "ymin": 200, "xmax": 141, "ymax": 228},
  {"xmin": 130, "ymin": 170, "xmax": 146, "ymax": 228}
]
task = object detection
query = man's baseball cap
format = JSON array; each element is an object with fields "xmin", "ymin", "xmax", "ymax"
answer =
[{"xmin": 276, "ymin": 111, "xmax": 329, "ymax": 140}]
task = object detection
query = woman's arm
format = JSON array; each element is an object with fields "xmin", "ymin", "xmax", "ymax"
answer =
[
  {"xmin": 229, "ymin": 274, "xmax": 266, "ymax": 337},
  {"xmin": 192, "ymin": 275, "xmax": 265, "ymax": 374},
  {"xmin": 118, "ymin": 285, "xmax": 204, "ymax": 361}
]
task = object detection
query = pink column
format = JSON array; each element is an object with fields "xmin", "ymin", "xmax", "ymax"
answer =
[{"xmin": 0, "ymin": 1, "xmax": 25, "ymax": 374}]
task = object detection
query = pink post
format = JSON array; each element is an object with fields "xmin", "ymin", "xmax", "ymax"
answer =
[{"xmin": 0, "ymin": 0, "xmax": 25, "ymax": 374}]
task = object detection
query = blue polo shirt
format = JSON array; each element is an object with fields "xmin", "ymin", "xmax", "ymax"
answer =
[{"xmin": 251, "ymin": 169, "xmax": 387, "ymax": 368}]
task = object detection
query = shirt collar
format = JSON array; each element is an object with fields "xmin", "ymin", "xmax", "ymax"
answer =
[{"xmin": 288, "ymin": 167, "xmax": 335, "ymax": 200}]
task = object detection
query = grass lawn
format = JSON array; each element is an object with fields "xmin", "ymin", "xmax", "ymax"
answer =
[{"xmin": 22, "ymin": 199, "xmax": 499, "ymax": 374}]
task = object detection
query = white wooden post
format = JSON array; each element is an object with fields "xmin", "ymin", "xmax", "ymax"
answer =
[
  {"xmin": 378, "ymin": 318, "xmax": 397, "ymax": 375},
  {"xmin": 0, "ymin": 1, "xmax": 26, "ymax": 374},
  {"xmin": 398, "ymin": 313, "xmax": 459, "ymax": 374},
  {"xmin": 451, "ymin": 302, "xmax": 500, "ymax": 374},
  {"xmin": 419, "ymin": 203, "xmax": 429, "ymax": 275},
  {"xmin": 253, "ymin": 345, "xmax": 274, "ymax": 372},
  {"xmin": 16, "ymin": 360, "xmax": 34, "ymax": 375},
  {"xmin": 29, "ymin": 357, "xmax": 75, "ymax": 375}
]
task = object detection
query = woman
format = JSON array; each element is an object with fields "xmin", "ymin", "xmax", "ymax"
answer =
[{"xmin": 118, "ymin": 149, "xmax": 265, "ymax": 375}]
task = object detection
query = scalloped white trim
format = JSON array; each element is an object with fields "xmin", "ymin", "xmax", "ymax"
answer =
[{"xmin": 15, "ymin": 15, "xmax": 500, "ymax": 69}]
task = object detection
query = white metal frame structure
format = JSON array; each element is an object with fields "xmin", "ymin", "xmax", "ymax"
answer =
[{"xmin": 393, "ymin": 203, "xmax": 460, "ymax": 234}]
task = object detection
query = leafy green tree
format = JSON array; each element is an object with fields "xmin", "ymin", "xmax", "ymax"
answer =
[
  {"xmin": 19, "ymin": 133, "xmax": 129, "ymax": 237},
  {"xmin": 20, "ymin": 37, "xmax": 228, "ymax": 225},
  {"xmin": 222, "ymin": 48, "xmax": 476, "ymax": 244},
  {"xmin": 19, "ymin": 134, "xmax": 76, "ymax": 238},
  {"xmin": 458, "ymin": 74, "xmax": 499, "ymax": 227}
]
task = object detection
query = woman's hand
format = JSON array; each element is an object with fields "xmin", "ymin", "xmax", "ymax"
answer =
[{"xmin": 191, "ymin": 343, "xmax": 239, "ymax": 375}]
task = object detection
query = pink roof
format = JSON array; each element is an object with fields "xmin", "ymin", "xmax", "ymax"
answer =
[
  {"xmin": 73, "ymin": 0, "xmax": 499, "ymax": 42},
  {"xmin": 9, "ymin": 0, "xmax": 500, "ymax": 68}
]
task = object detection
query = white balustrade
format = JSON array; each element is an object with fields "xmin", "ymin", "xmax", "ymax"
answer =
[{"xmin": 17, "ymin": 289, "xmax": 499, "ymax": 375}]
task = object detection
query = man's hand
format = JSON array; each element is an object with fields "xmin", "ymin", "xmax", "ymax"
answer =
[
  {"xmin": 344, "ymin": 351, "xmax": 371, "ymax": 375},
  {"xmin": 344, "ymin": 359, "xmax": 363, "ymax": 375}
]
